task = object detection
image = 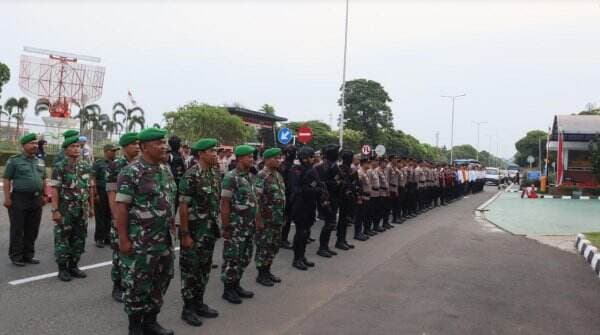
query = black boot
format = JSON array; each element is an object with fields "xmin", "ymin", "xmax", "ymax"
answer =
[
  {"xmin": 181, "ymin": 300, "xmax": 203, "ymax": 327},
  {"xmin": 267, "ymin": 265, "xmax": 282, "ymax": 283},
  {"xmin": 343, "ymin": 241, "xmax": 355, "ymax": 249},
  {"xmin": 292, "ymin": 259, "xmax": 308, "ymax": 270},
  {"xmin": 316, "ymin": 248, "xmax": 332, "ymax": 258},
  {"xmin": 256, "ymin": 267, "xmax": 274, "ymax": 287},
  {"xmin": 68, "ymin": 262, "xmax": 87, "ymax": 278},
  {"xmin": 280, "ymin": 240, "xmax": 293, "ymax": 249},
  {"xmin": 112, "ymin": 282, "xmax": 124, "ymax": 303},
  {"xmin": 235, "ymin": 281, "xmax": 254, "ymax": 298},
  {"xmin": 142, "ymin": 312, "xmax": 173, "ymax": 335},
  {"xmin": 222, "ymin": 283, "xmax": 242, "ymax": 304},
  {"xmin": 326, "ymin": 247, "xmax": 338, "ymax": 256},
  {"xmin": 58, "ymin": 263, "xmax": 72, "ymax": 282},
  {"xmin": 195, "ymin": 297, "xmax": 219, "ymax": 318},
  {"xmin": 302, "ymin": 258, "xmax": 315, "ymax": 267},
  {"xmin": 128, "ymin": 314, "xmax": 144, "ymax": 335},
  {"xmin": 335, "ymin": 242, "xmax": 350, "ymax": 250}
]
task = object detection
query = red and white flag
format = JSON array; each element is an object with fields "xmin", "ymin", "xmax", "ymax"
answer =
[
  {"xmin": 128, "ymin": 90, "xmax": 137, "ymax": 106},
  {"xmin": 556, "ymin": 129, "xmax": 564, "ymax": 185}
]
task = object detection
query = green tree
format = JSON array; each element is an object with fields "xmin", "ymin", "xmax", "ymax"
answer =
[
  {"xmin": 590, "ymin": 134, "xmax": 600, "ymax": 183},
  {"xmin": 4, "ymin": 97, "xmax": 28, "ymax": 137},
  {"xmin": 283, "ymin": 120, "xmax": 337, "ymax": 151},
  {"xmin": 339, "ymin": 78, "xmax": 393, "ymax": 141},
  {"xmin": 514, "ymin": 130, "xmax": 547, "ymax": 167},
  {"xmin": 164, "ymin": 102, "xmax": 254, "ymax": 145},
  {"xmin": 128, "ymin": 115, "xmax": 145, "ymax": 131},
  {"xmin": 73, "ymin": 103, "xmax": 102, "ymax": 131},
  {"xmin": 0, "ymin": 62, "xmax": 10, "ymax": 99},
  {"xmin": 259, "ymin": 104, "xmax": 276, "ymax": 115},
  {"xmin": 112, "ymin": 102, "xmax": 145, "ymax": 132},
  {"xmin": 450, "ymin": 144, "xmax": 478, "ymax": 160}
]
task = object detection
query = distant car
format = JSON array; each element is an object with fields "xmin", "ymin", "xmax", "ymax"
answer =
[
  {"xmin": 507, "ymin": 164, "xmax": 520, "ymax": 179},
  {"xmin": 485, "ymin": 167, "xmax": 500, "ymax": 185}
]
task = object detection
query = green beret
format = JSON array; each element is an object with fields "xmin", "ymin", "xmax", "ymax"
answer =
[
  {"xmin": 192, "ymin": 138, "xmax": 218, "ymax": 152},
  {"xmin": 263, "ymin": 147, "xmax": 282, "ymax": 159},
  {"xmin": 119, "ymin": 132, "xmax": 138, "ymax": 147},
  {"xmin": 62, "ymin": 130, "xmax": 79, "ymax": 138},
  {"xmin": 62, "ymin": 136, "xmax": 80, "ymax": 148},
  {"xmin": 137, "ymin": 128, "xmax": 167, "ymax": 142},
  {"xmin": 103, "ymin": 143, "xmax": 120, "ymax": 151},
  {"xmin": 20, "ymin": 133, "xmax": 37, "ymax": 145},
  {"xmin": 235, "ymin": 145, "xmax": 255, "ymax": 157}
]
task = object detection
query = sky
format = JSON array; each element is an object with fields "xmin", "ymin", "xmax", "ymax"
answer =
[{"xmin": 1, "ymin": 0, "xmax": 600, "ymax": 158}]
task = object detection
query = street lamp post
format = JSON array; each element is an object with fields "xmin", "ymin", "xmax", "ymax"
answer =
[
  {"xmin": 472, "ymin": 120, "xmax": 487, "ymax": 161},
  {"xmin": 339, "ymin": 0, "xmax": 350, "ymax": 149},
  {"xmin": 441, "ymin": 94, "xmax": 466, "ymax": 163}
]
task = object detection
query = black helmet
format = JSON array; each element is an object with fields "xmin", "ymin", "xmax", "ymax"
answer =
[
  {"xmin": 341, "ymin": 149, "xmax": 354, "ymax": 164},
  {"xmin": 323, "ymin": 144, "xmax": 340, "ymax": 161},
  {"xmin": 298, "ymin": 146, "xmax": 315, "ymax": 160}
]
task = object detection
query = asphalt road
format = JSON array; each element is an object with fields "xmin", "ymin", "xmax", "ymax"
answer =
[{"xmin": 1, "ymin": 187, "xmax": 600, "ymax": 335}]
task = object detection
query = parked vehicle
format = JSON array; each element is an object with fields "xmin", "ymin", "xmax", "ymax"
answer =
[
  {"xmin": 485, "ymin": 167, "xmax": 500, "ymax": 185},
  {"xmin": 507, "ymin": 164, "xmax": 520, "ymax": 179}
]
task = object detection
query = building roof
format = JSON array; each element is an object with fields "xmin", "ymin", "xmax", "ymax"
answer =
[
  {"xmin": 550, "ymin": 114, "xmax": 600, "ymax": 141},
  {"xmin": 227, "ymin": 107, "xmax": 287, "ymax": 122}
]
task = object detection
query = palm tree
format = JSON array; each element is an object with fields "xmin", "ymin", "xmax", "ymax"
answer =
[
  {"xmin": 3, "ymin": 97, "xmax": 18, "ymax": 137},
  {"xmin": 34, "ymin": 98, "xmax": 51, "ymax": 116},
  {"xmin": 14, "ymin": 97, "xmax": 29, "ymax": 136},
  {"xmin": 128, "ymin": 115, "xmax": 145, "ymax": 132},
  {"xmin": 112, "ymin": 102, "xmax": 145, "ymax": 132},
  {"xmin": 0, "ymin": 105, "xmax": 7, "ymax": 128},
  {"xmin": 101, "ymin": 116, "xmax": 123, "ymax": 139},
  {"xmin": 73, "ymin": 103, "xmax": 102, "ymax": 131},
  {"xmin": 151, "ymin": 122, "xmax": 160, "ymax": 128}
]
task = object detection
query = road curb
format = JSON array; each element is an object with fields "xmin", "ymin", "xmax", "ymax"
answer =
[{"xmin": 575, "ymin": 234, "xmax": 600, "ymax": 278}]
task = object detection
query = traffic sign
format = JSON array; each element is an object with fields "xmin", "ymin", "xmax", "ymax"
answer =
[
  {"xmin": 361, "ymin": 144, "xmax": 371, "ymax": 156},
  {"xmin": 527, "ymin": 156, "xmax": 535, "ymax": 164},
  {"xmin": 375, "ymin": 144, "xmax": 386, "ymax": 157},
  {"xmin": 297, "ymin": 126, "xmax": 313, "ymax": 144},
  {"xmin": 277, "ymin": 127, "xmax": 293, "ymax": 145}
]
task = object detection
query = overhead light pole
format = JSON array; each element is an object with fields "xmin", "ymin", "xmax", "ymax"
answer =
[
  {"xmin": 339, "ymin": 0, "xmax": 350, "ymax": 148},
  {"xmin": 472, "ymin": 120, "xmax": 487, "ymax": 161},
  {"xmin": 441, "ymin": 93, "xmax": 466, "ymax": 163}
]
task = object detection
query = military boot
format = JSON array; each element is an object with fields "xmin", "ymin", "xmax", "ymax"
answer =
[
  {"xmin": 181, "ymin": 300, "xmax": 203, "ymax": 327},
  {"xmin": 142, "ymin": 312, "xmax": 173, "ymax": 335},
  {"xmin": 292, "ymin": 259, "xmax": 308, "ymax": 271},
  {"xmin": 194, "ymin": 298, "xmax": 219, "ymax": 318},
  {"xmin": 235, "ymin": 281, "xmax": 254, "ymax": 298},
  {"xmin": 267, "ymin": 265, "xmax": 282, "ymax": 283},
  {"xmin": 57, "ymin": 263, "xmax": 72, "ymax": 282},
  {"xmin": 112, "ymin": 282, "xmax": 124, "ymax": 303},
  {"xmin": 222, "ymin": 283, "xmax": 242, "ymax": 304},
  {"xmin": 335, "ymin": 242, "xmax": 350, "ymax": 250},
  {"xmin": 128, "ymin": 314, "xmax": 144, "ymax": 335},
  {"xmin": 316, "ymin": 248, "xmax": 332, "ymax": 258},
  {"xmin": 68, "ymin": 262, "xmax": 87, "ymax": 278},
  {"xmin": 256, "ymin": 267, "xmax": 274, "ymax": 287}
]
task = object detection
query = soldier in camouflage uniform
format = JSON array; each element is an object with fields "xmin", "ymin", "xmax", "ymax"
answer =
[
  {"xmin": 254, "ymin": 147, "xmax": 285, "ymax": 287},
  {"xmin": 115, "ymin": 128, "xmax": 176, "ymax": 335},
  {"xmin": 106, "ymin": 132, "xmax": 139, "ymax": 303},
  {"xmin": 220, "ymin": 145, "xmax": 261, "ymax": 304},
  {"xmin": 178, "ymin": 138, "xmax": 221, "ymax": 326},
  {"xmin": 50, "ymin": 135, "xmax": 95, "ymax": 282},
  {"xmin": 52, "ymin": 129, "xmax": 79, "ymax": 168}
]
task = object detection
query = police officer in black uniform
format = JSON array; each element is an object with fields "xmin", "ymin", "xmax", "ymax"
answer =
[
  {"xmin": 336, "ymin": 149, "xmax": 357, "ymax": 250},
  {"xmin": 168, "ymin": 135, "xmax": 186, "ymax": 212},
  {"xmin": 316, "ymin": 144, "xmax": 341, "ymax": 257},
  {"xmin": 279, "ymin": 145, "xmax": 296, "ymax": 250}
]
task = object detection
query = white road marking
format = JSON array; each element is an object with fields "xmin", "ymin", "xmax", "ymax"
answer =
[{"xmin": 9, "ymin": 247, "xmax": 181, "ymax": 286}]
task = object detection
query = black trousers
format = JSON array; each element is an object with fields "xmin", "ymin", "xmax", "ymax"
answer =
[
  {"xmin": 293, "ymin": 218, "xmax": 314, "ymax": 261},
  {"xmin": 8, "ymin": 192, "xmax": 43, "ymax": 261},
  {"xmin": 94, "ymin": 187, "xmax": 111, "ymax": 242},
  {"xmin": 319, "ymin": 202, "xmax": 339, "ymax": 250},
  {"xmin": 354, "ymin": 200, "xmax": 368, "ymax": 237},
  {"xmin": 281, "ymin": 197, "xmax": 293, "ymax": 242},
  {"xmin": 336, "ymin": 200, "xmax": 353, "ymax": 243}
]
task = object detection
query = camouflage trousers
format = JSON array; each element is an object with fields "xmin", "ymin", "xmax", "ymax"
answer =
[
  {"xmin": 110, "ymin": 225, "xmax": 121, "ymax": 284},
  {"xmin": 221, "ymin": 228, "xmax": 255, "ymax": 284},
  {"xmin": 54, "ymin": 213, "xmax": 87, "ymax": 266},
  {"xmin": 180, "ymin": 235, "xmax": 216, "ymax": 301},
  {"xmin": 254, "ymin": 222, "xmax": 282, "ymax": 268},
  {"xmin": 121, "ymin": 249, "xmax": 174, "ymax": 316}
]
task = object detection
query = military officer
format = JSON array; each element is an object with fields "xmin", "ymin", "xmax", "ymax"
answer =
[
  {"xmin": 93, "ymin": 143, "xmax": 119, "ymax": 248},
  {"xmin": 116, "ymin": 128, "xmax": 176, "ymax": 335},
  {"xmin": 50, "ymin": 135, "xmax": 95, "ymax": 281},
  {"xmin": 53, "ymin": 129, "xmax": 79, "ymax": 168},
  {"xmin": 178, "ymin": 138, "xmax": 221, "ymax": 326},
  {"xmin": 254, "ymin": 147, "xmax": 286, "ymax": 287},
  {"xmin": 106, "ymin": 132, "xmax": 139, "ymax": 303},
  {"xmin": 3, "ymin": 133, "xmax": 47, "ymax": 266},
  {"xmin": 220, "ymin": 145, "xmax": 261, "ymax": 304}
]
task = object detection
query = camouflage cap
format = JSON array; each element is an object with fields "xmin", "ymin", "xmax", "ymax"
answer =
[
  {"xmin": 137, "ymin": 128, "xmax": 167, "ymax": 142},
  {"xmin": 263, "ymin": 147, "xmax": 282, "ymax": 159},
  {"xmin": 119, "ymin": 132, "xmax": 138, "ymax": 147},
  {"xmin": 234, "ymin": 144, "xmax": 255, "ymax": 157},
  {"xmin": 62, "ymin": 135, "xmax": 80, "ymax": 148},
  {"xmin": 20, "ymin": 133, "xmax": 37, "ymax": 145},
  {"xmin": 103, "ymin": 143, "xmax": 120, "ymax": 151},
  {"xmin": 62, "ymin": 129, "xmax": 79, "ymax": 138},
  {"xmin": 192, "ymin": 138, "xmax": 218, "ymax": 151}
]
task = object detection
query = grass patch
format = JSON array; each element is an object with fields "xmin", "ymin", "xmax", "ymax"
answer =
[{"xmin": 585, "ymin": 233, "xmax": 600, "ymax": 249}]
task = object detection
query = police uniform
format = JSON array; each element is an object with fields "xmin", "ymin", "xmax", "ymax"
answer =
[{"xmin": 92, "ymin": 146, "xmax": 115, "ymax": 245}]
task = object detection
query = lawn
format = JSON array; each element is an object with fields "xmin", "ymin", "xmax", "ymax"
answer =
[{"xmin": 585, "ymin": 233, "xmax": 600, "ymax": 249}]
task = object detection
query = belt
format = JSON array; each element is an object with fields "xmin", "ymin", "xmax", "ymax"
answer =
[{"xmin": 12, "ymin": 191, "xmax": 42, "ymax": 197}]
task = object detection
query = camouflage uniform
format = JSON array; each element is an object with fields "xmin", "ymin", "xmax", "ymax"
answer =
[
  {"xmin": 220, "ymin": 168, "xmax": 258, "ymax": 284},
  {"xmin": 116, "ymin": 158, "xmax": 176, "ymax": 316},
  {"xmin": 50, "ymin": 159, "xmax": 93, "ymax": 266},
  {"xmin": 254, "ymin": 167, "xmax": 285, "ymax": 269},
  {"xmin": 178, "ymin": 164, "xmax": 221, "ymax": 302},
  {"xmin": 106, "ymin": 157, "xmax": 131, "ymax": 285}
]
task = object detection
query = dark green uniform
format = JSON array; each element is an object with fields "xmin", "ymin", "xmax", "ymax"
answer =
[
  {"xmin": 178, "ymin": 164, "xmax": 221, "ymax": 303},
  {"xmin": 106, "ymin": 156, "xmax": 131, "ymax": 286},
  {"xmin": 93, "ymin": 158, "xmax": 111, "ymax": 243},
  {"xmin": 50, "ymin": 158, "xmax": 93, "ymax": 267},
  {"xmin": 220, "ymin": 168, "xmax": 258, "ymax": 284},
  {"xmin": 254, "ymin": 167, "xmax": 285, "ymax": 269},
  {"xmin": 4, "ymin": 153, "xmax": 46, "ymax": 262},
  {"xmin": 116, "ymin": 158, "xmax": 176, "ymax": 316}
]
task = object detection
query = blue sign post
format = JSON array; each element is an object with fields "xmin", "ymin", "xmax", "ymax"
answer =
[{"xmin": 277, "ymin": 127, "xmax": 293, "ymax": 145}]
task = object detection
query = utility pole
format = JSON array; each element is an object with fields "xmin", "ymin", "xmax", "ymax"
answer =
[
  {"xmin": 435, "ymin": 131, "xmax": 440, "ymax": 148},
  {"xmin": 441, "ymin": 94, "xmax": 466, "ymax": 163},
  {"xmin": 339, "ymin": 0, "xmax": 350, "ymax": 149},
  {"xmin": 472, "ymin": 120, "xmax": 487, "ymax": 161}
]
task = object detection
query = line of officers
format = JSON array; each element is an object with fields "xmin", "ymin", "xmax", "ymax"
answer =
[{"xmin": 3, "ymin": 130, "xmax": 486, "ymax": 335}]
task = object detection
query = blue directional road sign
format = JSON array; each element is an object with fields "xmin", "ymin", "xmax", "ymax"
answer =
[{"xmin": 277, "ymin": 127, "xmax": 293, "ymax": 145}]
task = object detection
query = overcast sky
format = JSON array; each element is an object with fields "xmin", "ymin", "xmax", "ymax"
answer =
[{"xmin": 1, "ymin": 0, "xmax": 600, "ymax": 158}]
